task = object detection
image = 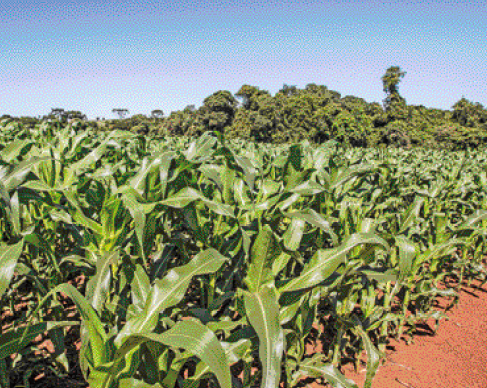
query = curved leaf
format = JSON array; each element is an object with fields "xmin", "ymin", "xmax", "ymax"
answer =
[
  {"xmin": 0, "ymin": 321, "xmax": 78, "ymax": 360},
  {"xmin": 284, "ymin": 209, "xmax": 338, "ymax": 246},
  {"xmin": 280, "ymin": 233, "xmax": 389, "ymax": 293},
  {"xmin": 298, "ymin": 356, "xmax": 359, "ymax": 388},
  {"xmin": 0, "ymin": 239, "xmax": 23, "ymax": 299},
  {"xmin": 116, "ymin": 249, "xmax": 228, "ymax": 343},
  {"xmin": 27, "ymin": 283, "xmax": 108, "ymax": 366},
  {"xmin": 110, "ymin": 320, "xmax": 232, "ymax": 388}
]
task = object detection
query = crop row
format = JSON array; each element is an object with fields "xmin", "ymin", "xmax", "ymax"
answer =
[{"xmin": 1, "ymin": 120, "xmax": 486, "ymax": 388}]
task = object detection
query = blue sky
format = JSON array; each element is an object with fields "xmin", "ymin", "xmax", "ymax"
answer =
[{"xmin": 1, "ymin": 0, "xmax": 485, "ymax": 119}]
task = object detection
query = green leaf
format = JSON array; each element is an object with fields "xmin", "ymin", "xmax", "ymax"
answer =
[
  {"xmin": 128, "ymin": 156, "xmax": 161, "ymax": 195},
  {"xmin": 0, "ymin": 240, "xmax": 23, "ymax": 299},
  {"xmin": 70, "ymin": 139, "xmax": 109, "ymax": 172},
  {"xmin": 399, "ymin": 197, "xmax": 424, "ymax": 233},
  {"xmin": 122, "ymin": 192, "xmax": 147, "ymax": 261},
  {"xmin": 246, "ymin": 226, "xmax": 281, "ymax": 292},
  {"xmin": 110, "ymin": 321, "xmax": 232, "ymax": 388},
  {"xmin": 0, "ymin": 358, "xmax": 8, "ymax": 388},
  {"xmin": 298, "ymin": 356, "xmax": 359, "ymax": 388},
  {"xmin": 199, "ymin": 164, "xmax": 223, "ymax": 191},
  {"xmin": 352, "ymin": 317, "xmax": 384, "ymax": 388},
  {"xmin": 28, "ymin": 284, "xmax": 108, "ymax": 366},
  {"xmin": 283, "ymin": 218, "xmax": 305, "ymax": 251},
  {"xmin": 4, "ymin": 157, "xmax": 52, "ymax": 191},
  {"xmin": 284, "ymin": 209, "xmax": 338, "ymax": 246},
  {"xmin": 184, "ymin": 133, "xmax": 217, "ymax": 161},
  {"xmin": 162, "ymin": 187, "xmax": 235, "ymax": 217},
  {"xmin": 116, "ymin": 249, "xmax": 228, "ymax": 343},
  {"xmin": 0, "ymin": 139, "xmax": 32, "ymax": 162},
  {"xmin": 0, "ymin": 321, "xmax": 78, "ymax": 360},
  {"xmin": 244, "ymin": 285, "xmax": 284, "ymax": 388},
  {"xmin": 64, "ymin": 191, "xmax": 104, "ymax": 236},
  {"xmin": 85, "ymin": 251, "xmax": 119, "ymax": 313},
  {"xmin": 130, "ymin": 264, "xmax": 151, "ymax": 314},
  {"xmin": 395, "ymin": 236, "xmax": 416, "ymax": 280},
  {"xmin": 120, "ymin": 378, "xmax": 164, "ymax": 388},
  {"xmin": 330, "ymin": 163, "xmax": 377, "ymax": 189},
  {"xmin": 280, "ymin": 233, "xmax": 389, "ymax": 293},
  {"xmin": 456, "ymin": 210, "xmax": 487, "ymax": 231},
  {"xmin": 183, "ymin": 339, "xmax": 251, "ymax": 388},
  {"xmin": 290, "ymin": 181, "xmax": 325, "ymax": 196},
  {"xmin": 358, "ymin": 268, "xmax": 397, "ymax": 284}
]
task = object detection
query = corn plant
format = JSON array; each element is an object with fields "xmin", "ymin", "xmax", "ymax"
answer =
[{"xmin": 0, "ymin": 120, "xmax": 486, "ymax": 388}]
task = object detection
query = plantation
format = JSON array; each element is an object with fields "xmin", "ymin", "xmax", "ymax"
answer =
[{"xmin": 1, "ymin": 119, "xmax": 486, "ymax": 388}]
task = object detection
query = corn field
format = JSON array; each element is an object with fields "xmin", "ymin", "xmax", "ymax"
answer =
[{"xmin": 1, "ymin": 119, "xmax": 486, "ymax": 388}]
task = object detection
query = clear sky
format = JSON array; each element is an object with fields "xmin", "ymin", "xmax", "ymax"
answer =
[{"xmin": 1, "ymin": 0, "xmax": 485, "ymax": 119}]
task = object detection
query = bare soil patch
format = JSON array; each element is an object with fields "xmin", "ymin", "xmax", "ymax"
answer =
[
  {"xmin": 7, "ymin": 274, "xmax": 487, "ymax": 388},
  {"xmin": 342, "ymin": 279, "xmax": 487, "ymax": 388}
]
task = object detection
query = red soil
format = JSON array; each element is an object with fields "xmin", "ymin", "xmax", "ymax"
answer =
[
  {"xmin": 342, "ymin": 279, "xmax": 487, "ymax": 388},
  {"xmin": 8, "ymin": 275, "xmax": 487, "ymax": 388}
]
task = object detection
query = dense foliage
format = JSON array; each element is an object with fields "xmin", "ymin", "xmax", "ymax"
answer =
[
  {"xmin": 0, "ymin": 120, "xmax": 486, "ymax": 388},
  {"xmin": 3, "ymin": 68, "xmax": 487, "ymax": 150}
]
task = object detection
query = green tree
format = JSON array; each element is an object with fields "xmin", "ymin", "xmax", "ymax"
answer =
[
  {"xmin": 199, "ymin": 90, "xmax": 238, "ymax": 132},
  {"xmin": 278, "ymin": 84, "xmax": 298, "ymax": 97},
  {"xmin": 381, "ymin": 66, "xmax": 406, "ymax": 98},
  {"xmin": 112, "ymin": 108, "xmax": 129, "ymax": 119},
  {"xmin": 230, "ymin": 88, "xmax": 280, "ymax": 142},
  {"xmin": 452, "ymin": 98, "xmax": 487, "ymax": 127},
  {"xmin": 151, "ymin": 109, "xmax": 164, "ymax": 119},
  {"xmin": 272, "ymin": 92, "xmax": 318, "ymax": 143},
  {"xmin": 65, "ymin": 110, "xmax": 87, "ymax": 120},
  {"xmin": 164, "ymin": 110, "xmax": 195, "ymax": 136},
  {"xmin": 235, "ymin": 85, "xmax": 271, "ymax": 111},
  {"xmin": 381, "ymin": 66, "xmax": 408, "ymax": 121},
  {"xmin": 50, "ymin": 108, "xmax": 65, "ymax": 120}
]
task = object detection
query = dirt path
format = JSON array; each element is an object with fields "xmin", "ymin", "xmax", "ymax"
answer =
[{"xmin": 342, "ymin": 279, "xmax": 487, "ymax": 388}]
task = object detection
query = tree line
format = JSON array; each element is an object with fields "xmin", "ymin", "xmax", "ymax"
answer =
[{"xmin": 3, "ymin": 67, "xmax": 487, "ymax": 149}]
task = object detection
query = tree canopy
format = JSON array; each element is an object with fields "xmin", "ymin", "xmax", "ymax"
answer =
[{"xmin": 4, "ymin": 67, "xmax": 486, "ymax": 150}]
